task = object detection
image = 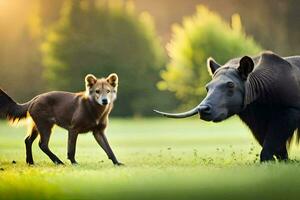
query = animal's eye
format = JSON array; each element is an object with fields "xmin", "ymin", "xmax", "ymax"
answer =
[
  {"xmin": 107, "ymin": 90, "xmax": 110, "ymax": 93},
  {"xmin": 227, "ymin": 82, "xmax": 234, "ymax": 88},
  {"xmin": 95, "ymin": 89, "xmax": 100, "ymax": 94}
]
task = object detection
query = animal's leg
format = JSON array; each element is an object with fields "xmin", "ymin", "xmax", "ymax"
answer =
[
  {"xmin": 25, "ymin": 125, "xmax": 39, "ymax": 165},
  {"xmin": 67, "ymin": 131, "xmax": 78, "ymax": 164},
  {"xmin": 275, "ymin": 144, "xmax": 288, "ymax": 162},
  {"xmin": 260, "ymin": 144, "xmax": 276, "ymax": 162},
  {"xmin": 93, "ymin": 131, "xmax": 123, "ymax": 165},
  {"xmin": 260, "ymin": 110, "xmax": 297, "ymax": 162},
  {"xmin": 36, "ymin": 121, "xmax": 64, "ymax": 165},
  {"xmin": 261, "ymin": 131, "xmax": 293, "ymax": 162}
]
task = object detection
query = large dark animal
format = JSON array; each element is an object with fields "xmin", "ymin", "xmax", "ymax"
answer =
[
  {"xmin": 0, "ymin": 73, "xmax": 123, "ymax": 165},
  {"xmin": 154, "ymin": 52, "xmax": 300, "ymax": 162}
]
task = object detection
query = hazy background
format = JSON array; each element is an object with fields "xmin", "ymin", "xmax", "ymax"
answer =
[
  {"xmin": 0, "ymin": 0, "xmax": 299, "ymax": 116},
  {"xmin": 2, "ymin": 2, "xmax": 300, "ymax": 199}
]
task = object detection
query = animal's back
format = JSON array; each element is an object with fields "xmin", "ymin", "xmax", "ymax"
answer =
[
  {"xmin": 284, "ymin": 56, "xmax": 300, "ymax": 69},
  {"xmin": 28, "ymin": 91, "xmax": 83, "ymax": 128},
  {"xmin": 225, "ymin": 54, "xmax": 300, "ymax": 70}
]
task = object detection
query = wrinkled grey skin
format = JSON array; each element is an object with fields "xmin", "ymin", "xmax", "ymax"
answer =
[
  {"xmin": 154, "ymin": 52, "xmax": 300, "ymax": 121},
  {"xmin": 153, "ymin": 55, "xmax": 256, "ymax": 120},
  {"xmin": 154, "ymin": 52, "xmax": 300, "ymax": 162},
  {"xmin": 199, "ymin": 56, "xmax": 253, "ymax": 122}
]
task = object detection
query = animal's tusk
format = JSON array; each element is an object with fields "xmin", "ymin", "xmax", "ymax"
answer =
[{"xmin": 153, "ymin": 107, "xmax": 199, "ymax": 118}]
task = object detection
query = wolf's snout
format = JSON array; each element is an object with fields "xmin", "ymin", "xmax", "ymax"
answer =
[
  {"xmin": 102, "ymin": 99, "xmax": 108, "ymax": 105},
  {"xmin": 198, "ymin": 104, "xmax": 212, "ymax": 115}
]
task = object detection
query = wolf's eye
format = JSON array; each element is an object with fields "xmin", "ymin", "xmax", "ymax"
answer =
[
  {"xmin": 107, "ymin": 90, "xmax": 110, "ymax": 93},
  {"xmin": 95, "ymin": 89, "xmax": 100, "ymax": 94},
  {"xmin": 227, "ymin": 82, "xmax": 234, "ymax": 88}
]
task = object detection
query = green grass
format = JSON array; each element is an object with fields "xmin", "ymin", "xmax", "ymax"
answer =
[{"xmin": 1, "ymin": 117, "xmax": 300, "ymax": 200}]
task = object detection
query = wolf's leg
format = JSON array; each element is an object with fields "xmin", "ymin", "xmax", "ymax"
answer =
[
  {"xmin": 36, "ymin": 121, "xmax": 64, "ymax": 165},
  {"xmin": 67, "ymin": 130, "xmax": 78, "ymax": 164},
  {"xmin": 93, "ymin": 131, "xmax": 122, "ymax": 165},
  {"xmin": 25, "ymin": 125, "xmax": 39, "ymax": 165}
]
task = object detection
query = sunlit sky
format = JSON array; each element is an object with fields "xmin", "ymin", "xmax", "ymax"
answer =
[{"xmin": 0, "ymin": 0, "xmax": 32, "ymax": 41}]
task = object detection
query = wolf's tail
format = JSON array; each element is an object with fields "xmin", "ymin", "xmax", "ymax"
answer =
[{"xmin": 0, "ymin": 89, "xmax": 30, "ymax": 122}]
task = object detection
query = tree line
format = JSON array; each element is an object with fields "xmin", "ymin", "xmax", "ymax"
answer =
[{"xmin": 4, "ymin": 0, "xmax": 296, "ymax": 116}]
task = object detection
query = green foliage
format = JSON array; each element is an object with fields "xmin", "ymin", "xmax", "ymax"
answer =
[
  {"xmin": 42, "ymin": 0, "xmax": 167, "ymax": 116},
  {"xmin": 158, "ymin": 6, "xmax": 262, "ymax": 108}
]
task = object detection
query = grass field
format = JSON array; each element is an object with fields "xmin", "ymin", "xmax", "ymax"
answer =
[{"xmin": 1, "ymin": 117, "xmax": 300, "ymax": 200}]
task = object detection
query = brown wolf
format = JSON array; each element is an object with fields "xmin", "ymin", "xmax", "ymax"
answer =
[{"xmin": 0, "ymin": 73, "xmax": 123, "ymax": 165}]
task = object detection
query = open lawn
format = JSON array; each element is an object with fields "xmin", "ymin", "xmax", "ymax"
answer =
[{"xmin": 1, "ymin": 117, "xmax": 300, "ymax": 200}]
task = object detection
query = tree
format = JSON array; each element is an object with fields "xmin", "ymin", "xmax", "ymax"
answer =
[
  {"xmin": 158, "ymin": 6, "xmax": 262, "ymax": 108},
  {"xmin": 42, "ymin": 0, "xmax": 168, "ymax": 116}
]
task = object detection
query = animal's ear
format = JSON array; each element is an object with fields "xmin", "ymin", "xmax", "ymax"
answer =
[
  {"xmin": 238, "ymin": 56, "xmax": 254, "ymax": 80},
  {"xmin": 106, "ymin": 73, "xmax": 118, "ymax": 88},
  {"xmin": 207, "ymin": 57, "xmax": 221, "ymax": 76},
  {"xmin": 85, "ymin": 74, "xmax": 97, "ymax": 88}
]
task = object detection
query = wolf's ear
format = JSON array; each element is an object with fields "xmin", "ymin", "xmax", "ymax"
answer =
[
  {"xmin": 85, "ymin": 74, "xmax": 97, "ymax": 88},
  {"xmin": 207, "ymin": 57, "xmax": 221, "ymax": 76},
  {"xmin": 107, "ymin": 73, "xmax": 118, "ymax": 88},
  {"xmin": 238, "ymin": 56, "xmax": 254, "ymax": 80}
]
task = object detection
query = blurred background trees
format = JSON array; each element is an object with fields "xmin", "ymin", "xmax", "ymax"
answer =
[
  {"xmin": 42, "ymin": 0, "xmax": 170, "ymax": 116},
  {"xmin": 0, "ymin": 0, "xmax": 299, "ymax": 116},
  {"xmin": 158, "ymin": 6, "xmax": 261, "ymax": 108}
]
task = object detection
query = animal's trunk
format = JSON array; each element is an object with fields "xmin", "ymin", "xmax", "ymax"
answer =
[
  {"xmin": 0, "ymin": 89, "xmax": 29, "ymax": 122},
  {"xmin": 153, "ymin": 106, "xmax": 198, "ymax": 118}
]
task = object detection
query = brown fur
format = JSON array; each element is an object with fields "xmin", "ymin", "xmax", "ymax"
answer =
[{"xmin": 0, "ymin": 73, "xmax": 122, "ymax": 165}]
